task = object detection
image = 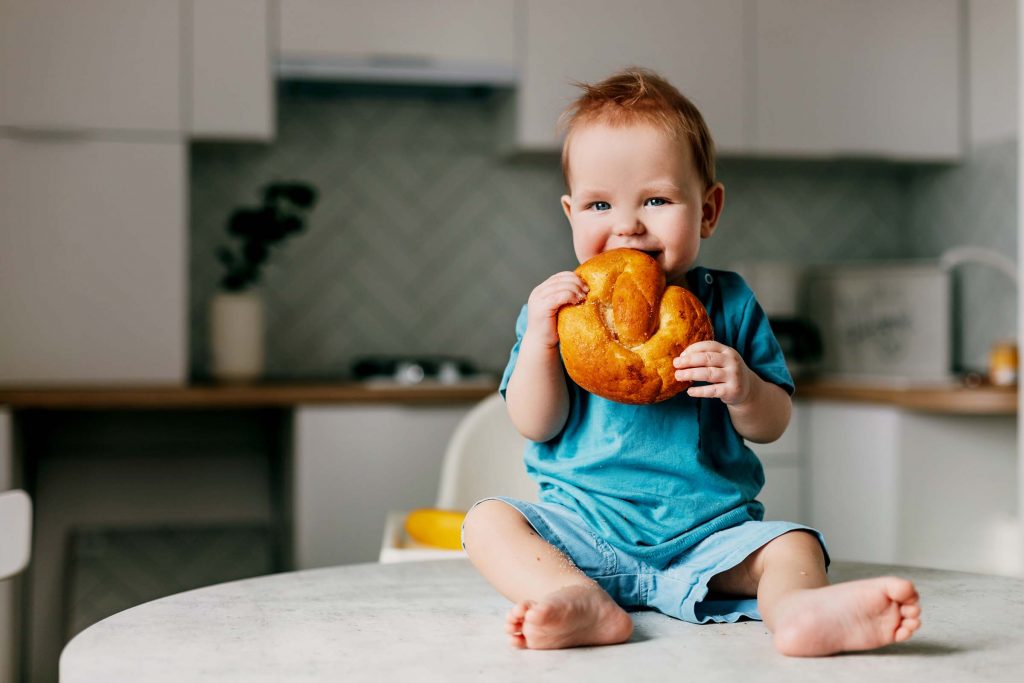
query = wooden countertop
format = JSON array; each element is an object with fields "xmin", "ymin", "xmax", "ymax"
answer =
[
  {"xmin": 0, "ymin": 378, "xmax": 1017, "ymax": 415},
  {"xmin": 794, "ymin": 378, "xmax": 1018, "ymax": 415},
  {"xmin": 0, "ymin": 381, "xmax": 500, "ymax": 409}
]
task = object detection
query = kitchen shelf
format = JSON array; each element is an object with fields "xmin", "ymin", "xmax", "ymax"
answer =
[{"xmin": 0, "ymin": 382, "xmax": 498, "ymax": 410}]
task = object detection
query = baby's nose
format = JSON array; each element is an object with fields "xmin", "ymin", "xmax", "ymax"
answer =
[{"xmin": 613, "ymin": 213, "xmax": 645, "ymax": 236}]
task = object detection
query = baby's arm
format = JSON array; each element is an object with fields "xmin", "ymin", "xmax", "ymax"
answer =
[
  {"xmin": 505, "ymin": 272, "xmax": 588, "ymax": 442},
  {"xmin": 673, "ymin": 341, "xmax": 792, "ymax": 443}
]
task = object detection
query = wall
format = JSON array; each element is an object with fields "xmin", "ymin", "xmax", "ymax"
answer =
[
  {"xmin": 190, "ymin": 83, "xmax": 918, "ymax": 379},
  {"xmin": 907, "ymin": 140, "xmax": 1017, "ymax": 370}
]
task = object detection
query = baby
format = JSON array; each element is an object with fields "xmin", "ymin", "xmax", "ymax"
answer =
[{"xmin": 462, "ymin": 68, "xmax": 921, "ymax": 656}]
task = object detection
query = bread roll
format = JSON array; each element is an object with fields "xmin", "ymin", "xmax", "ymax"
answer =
[{"xmin": 557, "ymin": 248, "xmax": 714, "ymax": 404}]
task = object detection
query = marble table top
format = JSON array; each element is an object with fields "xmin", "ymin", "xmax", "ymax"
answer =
[{"xmin": 60, "ymin": 559, "xmax": 1024, "ymax": 682}]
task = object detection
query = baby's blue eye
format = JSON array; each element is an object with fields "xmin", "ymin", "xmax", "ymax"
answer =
[
  {"xmin": 590, "ymin": 201, "xmax": 611, "ymax": 211},
  {"xmin": 645, "ymin": 197, "xmax": 667, "ymax": 207}
]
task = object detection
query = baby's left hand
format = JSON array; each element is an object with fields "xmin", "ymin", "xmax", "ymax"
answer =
[{"xmin": 673, "ymin": 341, "xmax": 754, "ymax": 405}]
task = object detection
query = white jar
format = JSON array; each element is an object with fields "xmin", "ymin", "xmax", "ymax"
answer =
[{"xmin": 209, "ymin": 291, "xmax": 265, "ymax": 382}]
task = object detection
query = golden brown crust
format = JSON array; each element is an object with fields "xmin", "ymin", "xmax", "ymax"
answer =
[{"xmin": 557, "ymin": 248, "xmax": 714, "ymax": 404}]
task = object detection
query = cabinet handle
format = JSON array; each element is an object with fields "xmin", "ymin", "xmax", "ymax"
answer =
[
  {"xmin": 1, "ymin": 126, "xmax": 91, "ymax": 142},
  {"xmin": 1, "ymin": 126, "xmax": 178, "ymax": 144}
]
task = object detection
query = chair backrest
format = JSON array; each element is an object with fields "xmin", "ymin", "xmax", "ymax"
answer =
[
  {"xmin": 435, "ymin": 393, "xmax": 537, "ymax": 510},
  {"xmin": 0, "ymin": 490, "xmax": 32, "ymax": 580}
]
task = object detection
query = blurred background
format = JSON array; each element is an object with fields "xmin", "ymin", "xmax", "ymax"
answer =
[{"xmin": 0, "ymin": 1, "xmax": 1020, "ymax": 680}]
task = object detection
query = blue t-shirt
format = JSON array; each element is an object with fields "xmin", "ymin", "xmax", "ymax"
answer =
[{"xmin": 499, "ymin": 267, "xmax": 794, "ymax": 566}]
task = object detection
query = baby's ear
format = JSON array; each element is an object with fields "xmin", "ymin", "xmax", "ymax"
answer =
[
  {"xmin": 560, "ymin": 195, "xmax": 573, "ymax": 221},
  {"xmin": 700, "ymin": 183, "xmax": 725, "ymax": 238}
]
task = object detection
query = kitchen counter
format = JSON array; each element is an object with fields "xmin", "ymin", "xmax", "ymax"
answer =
[
  {"xmin": 0, "ymin": 378, "xmax": 1016, "ymax": 414},
  {"xmin": 795, "ymin": 378, "xmax": 1017, "ymax": 415},
  {"xmin": 0, "ymin": 381, "xmax": 499, "ymax": 409}
]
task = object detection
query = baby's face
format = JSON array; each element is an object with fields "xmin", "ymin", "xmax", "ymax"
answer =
[{"xmin": 561, "ymin": 122, "xmax": 718, "ymax": 285}]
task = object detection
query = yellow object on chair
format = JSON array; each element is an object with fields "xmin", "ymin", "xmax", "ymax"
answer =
[{"xmin": 404, "ymin": 508, "xmax": 466, "ymax": 550}]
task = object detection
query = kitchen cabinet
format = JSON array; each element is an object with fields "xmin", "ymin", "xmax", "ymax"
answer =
[
  {"xmin": 508, "ymin": 0, "xmax": 962, "ymax": 159},
  {"xmin": 753, "ymin": 0, "xmax": 962, "ymax": 159},
  {"xmin": 190, "ymin": 0, "xmax": 275, "ymax": 140},
  {"xmin": 0, "ymin": 137, "xmax": 187, "ymax": 383},
  {"xmin": 509, "ymin": 0, "xmax": 746, "ymax": 153},
  {"xmin": 0, "ymin": 0, "xmax": 182, "ymax": 134},
  {"xmin": 805, "ymin": 401, "xmax": 1017, "ymax": 573},
  {"xmin": 752, "ymin": 402, "xmax": 805, "ymax": 523},
  {"xmin": 0, "ymin": 408, "xmax": 17, "ymax": 683},
  {"xmin": 278, "ymin": 0, "xmax": 517, "ymax": 81},
  {"xmin": 968, "ymin": 0, "xmax": 1018, "ymax": 147},
  {"xmin": 293, "ymin": 404, "xmax": 472, "ymax": 568}
]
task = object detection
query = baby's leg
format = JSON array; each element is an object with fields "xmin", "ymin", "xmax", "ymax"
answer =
[
  {"xmin": 715, "ymin": 530, "xmax": 921, "ymax": 656},
  {"xmin": 461, "ymin": 500, "xmax": 632, "ymax": 649}
]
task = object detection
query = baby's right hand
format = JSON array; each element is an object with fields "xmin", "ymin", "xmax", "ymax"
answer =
[{"xmin": 525, "ymin": 272, "xmax": 588, "ymax": 349}]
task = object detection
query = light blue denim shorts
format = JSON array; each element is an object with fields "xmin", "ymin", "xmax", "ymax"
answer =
[{"xmin": 467, "ymin": 496, "xmax": 829, "ymax": 624}]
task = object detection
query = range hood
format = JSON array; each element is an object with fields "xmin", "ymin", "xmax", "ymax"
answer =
[{"xmin": 276, "ymin": 54, "xmax": 518, "ymax": 88}]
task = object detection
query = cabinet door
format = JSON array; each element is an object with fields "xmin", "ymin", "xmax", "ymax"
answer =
[
  {"xmin": 753, "ymin": 402, "xmax": 804, "ymax": 523},
  {"xmin": 513, "ymin": 0, "xmax": 746, "ymax": 152},
  {"xmin": 0, "ymin": 0, "xmax": 182, "ymax": 134},
  {"xmin": 190, "ymin": 0, "xmax": 274, "ymax": 140},
  {"xmin": 805, "ymin": 402, "xmax": 901, "ymax": 563},
  {"xmin": 279, "ymin": 0, "xmax": 516, "ymax": 69},
  {"xmin": 0, "ymin": 137, "xmax": 186, "ymax": 383},
  {"xmin": 293, "ymin": 405, "xmax": 471, "ymax": 568},
  {"xmin": 753, "ymin": 0, "xmax": 961, "ymax": 159},
  {"xmin": 0, "ymin": 409, "xmax": 15, "ymax": 683}
]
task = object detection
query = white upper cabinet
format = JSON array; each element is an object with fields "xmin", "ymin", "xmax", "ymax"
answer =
[
  {"xmin": 753, "ymin": 0, "xmax": 962, "ymax": 159},
  {"xmin": 0, "ymin": 0, "xmax": 182, "ymax": 134},
  {"xmin": 968, "ymin": 0, "xmax": 1017, "ymax": 148},
  {"xmin": 0, "ymin": 137, "xmax": 186, "ymax": 384},
  {"xmin": 189, "ymin": 0, "xmax": 275, "ymax": 140},
  {"xmin": 278, "ymin": 0, "xmax": 517, "ymax": 80},
  {"xmin": 513, "ymin": 0, "xmax": 747, "ymax": 153}
]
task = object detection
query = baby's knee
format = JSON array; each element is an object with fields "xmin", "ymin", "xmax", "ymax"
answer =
[
  {"xmin": 764, "ymin": 530, "xmax": 825, "ymax": 563},
  {"xmin": 462, "ymin": 499, "xmax": 522, "ymax": 549}
]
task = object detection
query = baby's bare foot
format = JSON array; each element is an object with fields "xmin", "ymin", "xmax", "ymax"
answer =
[
  {"xmin": 771, "ymin": 576, "xmax": 921, "ymax": 656},
  {"xmin": 504, "ymin": 584, "xmax": 633, "ymax": 650}
]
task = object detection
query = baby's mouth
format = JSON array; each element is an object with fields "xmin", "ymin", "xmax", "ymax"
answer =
[{"xmin": 639, "ymin": 249, "xmax": 662, "ymax": 261}]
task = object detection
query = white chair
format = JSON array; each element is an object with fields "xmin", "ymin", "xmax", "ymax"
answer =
[
  {"xmin": 379, "ymin": 392, "xmax": 537, "ymax": 562},
  {"xmin": 0, "ymin": 490, "xmax": 32, "ymax": 580}
]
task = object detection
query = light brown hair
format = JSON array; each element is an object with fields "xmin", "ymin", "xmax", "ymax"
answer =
[{"xmin": 559, "ymin": 68, "xmax": 717, "ymax": 191}]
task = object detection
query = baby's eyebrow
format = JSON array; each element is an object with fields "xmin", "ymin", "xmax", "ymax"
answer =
[
  {"xmin": 642, "ymin": 182, "xmax": 682, "ymax": 195},
  {"xmin": 573, "ymin": 188, "xmax": 610, "ymax": 202}
]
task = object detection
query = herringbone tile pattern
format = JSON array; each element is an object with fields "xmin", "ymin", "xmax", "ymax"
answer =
[
  {"xmin": 189, "ymin": 88, "xmax": 1015, "ymax": 378},
  {"xmin": 64, "ymin": 525, "xmax": 273, "ymax": 642}
]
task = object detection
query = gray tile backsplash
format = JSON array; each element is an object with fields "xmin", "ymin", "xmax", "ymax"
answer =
[
  {"xmin": 907, "ymin": 139, "xmax": 1018, "ymax": 371},
  {"xmin": 190, "ymin": 87, "xmax": 1016, "ymax": 379}
]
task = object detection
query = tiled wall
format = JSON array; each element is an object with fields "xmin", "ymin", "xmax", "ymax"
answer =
[
  {"xmin": 190, "ymin": 86, "xmax": 1016, "ymax": 378},
  {"xmin": 906, "ymin": 139, "xmax": 1018, "ymax": 370}
]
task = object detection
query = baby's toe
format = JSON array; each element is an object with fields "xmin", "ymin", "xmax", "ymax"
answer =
[
  {"xmin": 883, "ymin": 577, "xmax": 918, "ymax": 604},
  {"xmin": 900, "ymin": 602, "xmax": 921, "ymax": 619},
  {"xmin": 510, "ymin": 600, "xmax": 532, "ymax": 619}
]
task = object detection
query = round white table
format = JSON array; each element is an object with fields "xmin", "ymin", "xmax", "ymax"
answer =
[{"xmin": 61, "ymin": 559, "xmax": 1024, "ymax": 682}]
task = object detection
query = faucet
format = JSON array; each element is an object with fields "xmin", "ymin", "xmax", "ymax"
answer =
[{"xmin": 939, "ymin": 245, "xmax": 1018, "ymax": 285}]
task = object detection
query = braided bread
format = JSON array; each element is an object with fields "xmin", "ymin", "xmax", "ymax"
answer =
[{"xmin": 557, "ymin": 248, "xmax": 714, "ymax": 404}]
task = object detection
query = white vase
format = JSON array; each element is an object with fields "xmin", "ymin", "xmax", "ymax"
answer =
[{"xmin": 209, "ymin": 291, "xmax": 265, "ymax": 382}]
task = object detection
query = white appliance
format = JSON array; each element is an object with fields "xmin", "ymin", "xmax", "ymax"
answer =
[{"xmin": 806, "ymin": 262, "xmax": 952, "ymax": 384}]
